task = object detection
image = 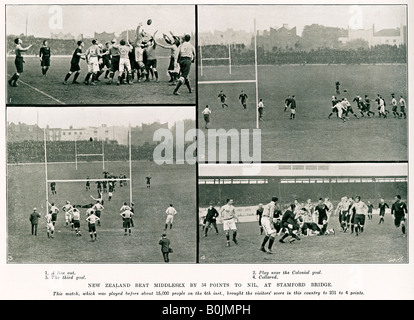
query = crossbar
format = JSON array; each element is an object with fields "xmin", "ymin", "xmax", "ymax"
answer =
[
  {"xmin": 47, "ymin": 178, "xmax": 131, "ymax": 183},
  {"xmin": 198, "ymin": 80, "xmax": 256, "ymax": 85}
]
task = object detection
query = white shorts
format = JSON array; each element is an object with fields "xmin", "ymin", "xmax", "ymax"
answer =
[
  {"xmin": 65, "ymin": 212, "xmax": 71, "ymax": 222},
  {"xmin": 47, "ymin": 223, "xmax": 54, "ymax": 232},
  {"xmin": 88, "ymin": 56, "xmax": 100, "ymax": 73},
  {"xmin": 261, "ymin": 216, "xmax": 276, "ymax": 237},
  {"xmin": 222, "ymin": 218, "xmax": 237, "ymax": 231},
  {"xmin": 119, "ymin": 58, "xmax": 131, "ymax": 74},
  {"xmin": 166, "ymin": 214, "xmax": 174, "ymax": 224}
]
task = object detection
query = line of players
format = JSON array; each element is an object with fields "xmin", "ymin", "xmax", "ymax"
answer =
[
  {"xmin": 328, "ymin": 93, "xmax": 407, "ymax": 122},
  {"xmin": 42, "ymin": 199, "xmax": 135, "ymax": 241},
  {"xmin": 202, "ymin": 194, "xmax": 407, "ymax": 254}
]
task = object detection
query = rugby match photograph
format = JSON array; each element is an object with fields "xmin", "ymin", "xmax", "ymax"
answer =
[
  {"xmin": 6, "ymin": 107, "xmax": 197, "ymax": 263},
  {"xmin": 198, "ymin": 163, "xmax": 408, "ymax": 264},
  {"xmin": 198, "ymin": 5, "xmax": 407, "ymax": 162},
  {"xmin": 6, "ymin": 4, "xmax": 196, "ymax": 105}
]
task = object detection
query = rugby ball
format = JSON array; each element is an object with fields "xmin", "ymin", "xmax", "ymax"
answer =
[{"xmin": 147, "ymin": 19, "xmax": 152, "ymax": 25}]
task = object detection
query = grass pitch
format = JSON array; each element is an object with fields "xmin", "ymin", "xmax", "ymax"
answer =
[
  {"xmin": 198, "ymin": 64, "xmax": 407, "ymax": 162},
  {"xmin": 6, "ymin": 56, "xmax": 195, "ymax": 105},
  {"xmin": 7, "ymin": 160, "xmax": 196, "ymax": 263},
  {"xmin": 199, "ymin": 211, "xmax": 408, "ymax": 264}
]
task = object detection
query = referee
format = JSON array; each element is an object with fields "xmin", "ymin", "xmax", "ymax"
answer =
[{"xmin": 173, "ymin": 34, "xmax": 195, "ymax": 95}]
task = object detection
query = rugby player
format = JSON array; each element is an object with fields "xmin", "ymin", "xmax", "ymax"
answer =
[
  {"xmin": 256, "ymin": 203, "xmax": 264, "ymax": 235},
  {"xmin": 62, "ymin": 201, "xmax": 74, "ymax": 228},
  {"xmin": 39, "ymin": 40, "xmax": 51, "ymax": 76},
  {"xmin": 120, "ymin": 208, "xmax": 134, "ymax": 236},
  {"xmin": 165, "ymin": 204, "xmax": 177, "ymax": 230},
  {"xmin": 391, "ymin": 195, "xmax": 407, "ymax": 236},
  {"xmin": 45, "ymin": 210, "xmax": 55, "ymax": 239},
  {"xmin": 391, "ymin": 94, "xmax": 398, "ymax": 118},
  {"xmin": 86, "ymin": 211, "xmax": 100, "ymax": 241},
  {"xmin": 378, "ymin": 198, "xmax": 389, "ymax": 224},
  {"xmin": 399, "ymin": 95, "xmax": 407, "ymax": 119},
  {"xmin": 71, "ymin": 208, "xmax": 82, "ymax": 236},
  {"xmin": 259, "ymin": 197, "xmax": 278, "ymax": 254},
  {"xmin": 8, "ymin": 38, "xmax": 33, "ymax": 87},
  {"xmin": 219, "ymin": 199, "xmax": 238, "ymax": 247},
  {"xmin": 349, "ymin": 196, "xmax": 368, "ymax": 236},
  {"xmin": 204, "ymin": 202, "xmax": 219, "ymax": 236},
  {"xmin": 156, "ymin": 33, "xmax": 181, "ymax": 83},
  {"xmin": 218, "ymin": 90, "xmax": 228, "ymax": 108},
  {"xmin": 173, "ymin": 34, "xmax": 195, "ymax": 95},
  {"xmin": 279, "ymin": 204, "xmax": 301, "ymax": 243},
  {"xmin": 92, "ymin": 201, "xmax": 104, "ymax": 226},
  {"xmin": 239, "ymin": 90, "xmax": 248, "ymax": 109},
  {"xmin": 201, "ymin": 105, "xmax": 211, "ymax": 129},
  {"xmin": 107, "ymin": 39, "xmax": 121, "ymax": 85},
  {"xmin": 84, "ymin": 39, "xmax": 101, "ymax": 85},
  {"xmin": 63, "ymin": 41, "xmax": 84, "ymax": 84},
  {"xmin": 313, "ymin": 198, "xmax": 330, "ymax": 235}
]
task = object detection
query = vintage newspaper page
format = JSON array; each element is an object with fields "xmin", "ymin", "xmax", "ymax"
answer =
[{"xmin": 0, "ymin": 0, "xmax": 413, "ymax": 308}]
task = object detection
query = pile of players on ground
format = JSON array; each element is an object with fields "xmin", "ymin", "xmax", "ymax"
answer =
[{"xmin": 328, "ymin": 93, "xmax": 407, "ymax": 121}]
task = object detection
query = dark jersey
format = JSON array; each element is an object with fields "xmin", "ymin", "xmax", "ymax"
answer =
[
  {"xmin": 71, "ymin": 48, "xmax": 82, "ymax": 65},
  {"xmin": 378, "ymin": 202, "xmax": 389, "ymax": 214},
  {"xmin": 281, "ymin": 210, "xmax": 296, "ymax": 225},
  {"xmin": 290, "ymin": 98, "xmax": 296, "ymax": 109},
  {"xmin": 239, "ymin": 93, "xmax": 248, "ymax": 103},
  {"xmin": 206, "ymin": 207, "xmax": 219, "ymax": 221},
  {"xmin": 40, "ymin": 46, "xmax": 51, "ymax": 58},
  {"xmin": 218, "ymin": 93, "xmax": 227, "ymax": 102},
  {"xmin": 391, "ymin": 201, "xmax": 407, "ymax": 217},
  {"xmin": 314, "ymin": 204, "xmax": 329, "ymax": 220},
  {"xmin": 256, "ymin": 208, "xmax": 263, "ymax": 219},
  {"xmin": 146, "ymin": 177, "xmax": 151, "ymax": 184}
]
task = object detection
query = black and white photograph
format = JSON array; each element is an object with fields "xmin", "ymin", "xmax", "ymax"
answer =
[
  {"xmin": 198, "ymin": 163, "xmax": 408, "ymax": 264},
  {"xmin": 0, "ymin": 0, "xmax": 413, "ymax": 303},
  {"xmin": 6, "ymin": 106, "xmax": 197, "ymax": 263},
  {"xmin": 6, "ymin": 4, "xmax": 196, "ymax": 105},
  {"xmin": 198, "ymin": 4, "xmax": 408, "ymax": 162}
]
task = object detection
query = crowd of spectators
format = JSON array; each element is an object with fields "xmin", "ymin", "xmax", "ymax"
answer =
[
  {"xmin": 199, "ymin": 44, "xmax": 407, "ymax": 66},
  {"xmin": 7, "ymin": 140, "xmax": 157, "ymax": 163},
  {"xmin": 198, "ymin": 181, "xmax": 406, "ymax": 209}
]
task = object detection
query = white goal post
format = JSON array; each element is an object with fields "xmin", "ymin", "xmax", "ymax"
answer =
[
  {"xmin": 75, "ymin": 139, "xmax": 105, "ymax": 170},
  {"xmin": 43, "ymin": 126, "xmax": 133, "ymax": 206},
  {"xmin": 200, "ymin": 43, "xmax": 232, "ymax": 76}
]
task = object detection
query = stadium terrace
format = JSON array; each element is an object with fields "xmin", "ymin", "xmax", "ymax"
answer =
[{"xmin": 153, "ymin": 124, "xmax": 262, "ymax": 164}]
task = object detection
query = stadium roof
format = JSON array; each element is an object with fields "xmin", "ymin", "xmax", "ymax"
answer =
[{"xmin": 198, "ymin": 163, "xmax": 407, "ymax": 177}]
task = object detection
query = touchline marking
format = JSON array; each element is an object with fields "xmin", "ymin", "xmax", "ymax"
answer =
[{"xmin": 7, "ymin": 74, "xmax": 66, "ymax": 105}]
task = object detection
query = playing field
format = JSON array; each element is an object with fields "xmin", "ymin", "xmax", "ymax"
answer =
[
  {"xmin": 7, "ymin": 160, "xmax": 197, "ymax": 263},
  {"xmin": 199, "ymin": 211, "xmax": 408, "ymax": 264},
  {"xmin": 198, "ymin": 64, "xmax": 408, "ymax": 162},
  {"xmin": 6, "ymin": 56, "xmax": 195, "ymax": 105}
]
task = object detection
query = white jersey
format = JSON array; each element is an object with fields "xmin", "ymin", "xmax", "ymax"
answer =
[
  {"xmin": 166, "ymin": 207, "xmax": 177, "ymax": 216},
  {"xmin": 72, "ymin": 209, "xmax": 81, "ymax": 221}
]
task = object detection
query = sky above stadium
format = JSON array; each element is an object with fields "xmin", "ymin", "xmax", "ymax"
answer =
[
  {"xmin": 6, "ymin": 4, "xmax": 195, "ymax": 38},
  {"xmin": 198, "ymin": 4, "xmax": 407, "ymax": 35},
  {"xmin": 7, "ymin": 107, "xmax": 195, "ymax": 129}
]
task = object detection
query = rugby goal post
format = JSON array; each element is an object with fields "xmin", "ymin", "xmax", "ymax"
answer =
[
  {"xmin": 199, "ymin": 19, "xmax": 260, "ymax": 129},
  {"xmin": 75, "ymin": 138, "xmax": 105, "ymax": 170},
  {"xmin": 200, "ymin": 43, "xmax": 232, "ymax": 76},
  {"xmin": 43, "ymin": 126, "xmax": 133, "ymax": 206}
]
